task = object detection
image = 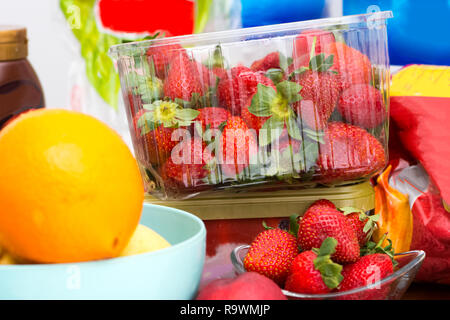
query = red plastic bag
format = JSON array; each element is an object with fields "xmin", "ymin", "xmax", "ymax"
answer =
[
  {"xmin": 388, "ymin": 65, "xmax": 450, "ymax": 284},
  {"xmin": 387, "ymin": 162, "xmax": 450, "ymax": 284}
]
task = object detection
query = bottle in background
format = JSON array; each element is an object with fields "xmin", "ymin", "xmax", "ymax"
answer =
[{"xmin": 0, "ymin": 26, "xmax": 45, "ymax": 129}]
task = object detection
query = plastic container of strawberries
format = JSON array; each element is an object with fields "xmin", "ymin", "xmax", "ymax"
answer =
[{"xmin": 109, "ymin": 11, "xmax": 393, "ymax": 201}]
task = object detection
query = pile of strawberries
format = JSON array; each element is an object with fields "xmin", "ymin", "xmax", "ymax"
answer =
[
  {"xmin": 125, "ymin": 29, "xmax": 388, "ymax": 198},
  {"xmin": 243, "ymin": 199, "xmax": 396, "ymax": 300}
]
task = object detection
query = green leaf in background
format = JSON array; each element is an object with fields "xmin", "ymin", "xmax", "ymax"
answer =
[
  {"xmin": 195, "ymin": 0, "xmax": 214, "ymax": 33},
  {"xmin": 59, "ymin": 0, "xmax": 163, "ymax": 110},
  {"xmin": 60, "ymin": 0, "xmax": 123, "ymax": 109}
]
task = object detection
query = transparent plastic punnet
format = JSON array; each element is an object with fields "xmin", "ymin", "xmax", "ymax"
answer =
[{"xmin": 109, "ymin": 11, "xmax": 393, "ymax": 200}]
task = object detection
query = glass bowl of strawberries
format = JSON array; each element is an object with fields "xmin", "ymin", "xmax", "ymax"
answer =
[
  {"xmin": 231, "ymin": 245, "xmax": 425, "ymax": 300},
  {"xmin": 230, "ymin": 199, "xmax": 426, "ymax": 300},
  {"xmin": 110, "ymin": 11, "xmax": 393, "ymax": 200}
]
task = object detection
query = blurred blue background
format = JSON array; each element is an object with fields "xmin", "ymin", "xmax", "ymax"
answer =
[
  {"xmin": 241, "ymin": 0, "xmax": 327, "ymax": 28},
  {"xmin": 343, "ymin": 0, "xmax": 450, "ymax": 66},
  {"xmin": 240, "ymin": 0, "xmax": 450, "ymax": 66}
]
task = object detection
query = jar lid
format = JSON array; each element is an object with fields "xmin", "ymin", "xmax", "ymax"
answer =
[{"xmin": 0, "ymin": 26, "xmax": 28, "ymax": 61}]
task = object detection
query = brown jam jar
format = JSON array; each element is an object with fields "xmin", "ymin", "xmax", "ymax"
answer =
[{"xmin": 0, "ymin": 26, "xmax": 45, "ymax": 129}]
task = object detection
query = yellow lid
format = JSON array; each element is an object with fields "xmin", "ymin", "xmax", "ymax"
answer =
[
  {"xmin": 145, "ymin": 181, "xmax": 375, "ymax": 220},
  {"xmin": 0, "ymin": 26, "xmax": 28, "ymax": 61}
]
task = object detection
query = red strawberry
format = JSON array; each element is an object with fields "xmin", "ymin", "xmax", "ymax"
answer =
[
  {"xmin": 338, "ymin": 84, "xmax": 386, "ymax": 129},
  {"xmin": 140, "ymin": 124, "xmax": 178, "ymax": 165},
  {"xmin": 218, "ymin": 116, "xmax": 258, "ymax": 177},
  {"xmin": 241, "ymin": 103, "xmax": 269, "ymax": 132},
  {"xmin": 195, "ymin": 61, "xmax": 215, "ymax": 88},
  {"xmin": 211, "ymin": 67, "xmax": 228, "ymax": 80},
  {"xmin": 163, "ymin": 54, "xmax": 204, "ymax": 101},
  {"xmin": 229, "ymin": 64, "xmax": 251, "ymax": 77},
  {"xmin": 194, "ymin": 61, "xmax": 227, "ymax": 89},
  {"xmin": 250, "ymin": 52, "xmax": 281, "ymax": 72},
  {"xmin": 197, "ymin": 107, "xmax": 230, "ymax": 131},
  {"xmin": 317, "ymin": 122, "xmax": 386, "ymax": 182},
  {"xmin": 131, "ymin": 104, "xmax": 145, "ymax": 134},
  {"xmin": 285, "ymin": 251, "xmax": 330, "ymax": 294},
  {"xmin": 292, "ymin": 70, "xmax": 341, "ymax": 131},
  {"xmin": 285, "ymin": 237, "xmax": 343, "ymax": 294},
  {"xmin": 276, "ymin": 128, "xmax": 302, "ymax": 154},
  {"xmin": 127, "ymin": 91, "xmax": 143, "ymax": 119},
  {"xmin": 214, "ymin": 64, "xmax": 247, "ymax": 85},
  {"xmin": 340, "ymin": 207, "xmax": 380, "ymax": 247},
  {"xmin": 244, "ymin": 227, "xmax": 298, "ymax": 286},
  {"xmin": 338, "ymin": 253, "xmax": 394, "ymax": 300},
  {"xmin": 276, "ymin": 128, "xmax": 302, "ymax": 155},
  {"xmin": 348, "ymin": 213, "xmax": 370, "ymax": 247},
  {"xmin": 217, "ymin": 66, "xmax": 275, "ymax": 115},
  {"xmin": 160, "ymin": 137, "xmax": 209, "ymax": 191},
  {"xmin": 196, "ymin": 44, "xmax": 228, "ymax": 84},
  {"xmin": 133, "ymin": 108, "xmax": 175, "ymax": 166},
  {"xmin": 134, "ymin": 100, "xmax": 200, "ymax": 165},
  {"xmin": 297, "ymin": 205, "xmax": 360, "ymax": 264},
  {"xmin": 323, "ymin": 42, "xmax": 372, "ymax": 88},
  {"xmin": 146, "ymin": 43, "xmax": 186, "ymax": 79},
  {"xmin": 286, "ymin": 53, "xmax": 310, "ymax": 76},
  {"xmin": 307, "ymin": 199, "xmax": 336, "ymax": 211},
  {"xmin": 293, "ymin": 29, "xmax": 335, "ymax": 59}
]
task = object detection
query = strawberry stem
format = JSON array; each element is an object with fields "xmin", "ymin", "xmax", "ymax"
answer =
[
  {"xmin": 288, "ymin": 214, "xmax": 299, "ymax": 237},
  {"xmin": 360, "ymin": 232, "xmax": 398, "ymax": 266},
  {"xmin": 262, "ymin": 220, "xmax": 274, "ymax": 230},
  {"xmin": 309, "ymin": 36, "xmax": 317, "ymax": 61}
]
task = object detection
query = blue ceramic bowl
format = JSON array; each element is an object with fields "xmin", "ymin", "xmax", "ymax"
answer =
[{"xmin": 0, "ymin": 203, "xmax": 206, "ymax": 300}]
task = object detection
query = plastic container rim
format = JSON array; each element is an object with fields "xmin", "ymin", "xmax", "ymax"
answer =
[{"xmin": 109, "ymin": 11, "xmax": 393, "ymax": 57}]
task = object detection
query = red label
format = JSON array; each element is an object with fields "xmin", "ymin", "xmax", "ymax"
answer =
[{"xmin": 97, "ymin": 0, "xmax": 195, "ymax": 36}]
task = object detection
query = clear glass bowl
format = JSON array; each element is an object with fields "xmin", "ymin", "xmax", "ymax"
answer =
[
  {"xmin": 110, "ymin": 11, "xmax": 393, "ymax": 200},
  {"xmin": 231, "ymin": 245, "xmax": 425, "ymax": 300}
]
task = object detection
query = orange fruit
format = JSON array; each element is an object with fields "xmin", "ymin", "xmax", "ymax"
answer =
[{"xmin": 0, "ymin": 109, "xmax": 144, "ymax": 263}]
